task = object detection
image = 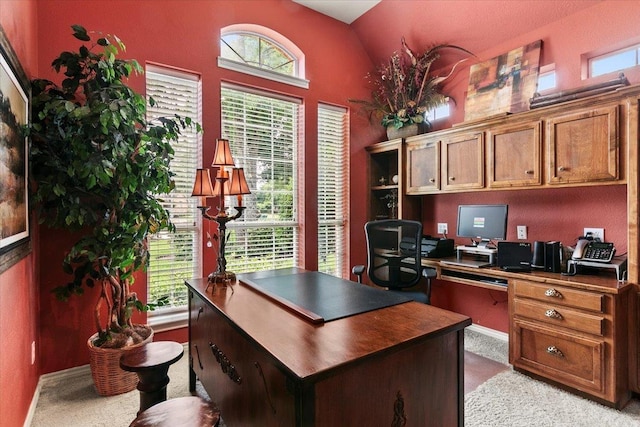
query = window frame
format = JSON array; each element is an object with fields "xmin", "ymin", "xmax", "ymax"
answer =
[{"xmin": 144, "ymin": 64, "xmax": 203, "ymax": 330}]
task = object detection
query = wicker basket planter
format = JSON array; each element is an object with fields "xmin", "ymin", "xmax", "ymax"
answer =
[{"xmin": 87, "ymin": 328, "xmax": 154, "ymax": 396}]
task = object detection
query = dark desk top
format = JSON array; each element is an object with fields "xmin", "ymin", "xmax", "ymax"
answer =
[{"xmin": 240, "ymin": 270, "xmax": 411, "ymax": 323}]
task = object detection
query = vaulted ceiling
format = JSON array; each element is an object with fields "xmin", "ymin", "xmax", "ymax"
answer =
[{"xmin": 295, "ymin": 0, "xmax": 603, "ymax": 66}]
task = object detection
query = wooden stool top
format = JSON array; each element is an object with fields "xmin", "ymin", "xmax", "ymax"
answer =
[
  {"xmin": 120, "ymin": 341, "xmax": 184, "ymax": 372},
  {"xmin": 129, "ymin": 396, "xmax": 221, "ymax": 427}
]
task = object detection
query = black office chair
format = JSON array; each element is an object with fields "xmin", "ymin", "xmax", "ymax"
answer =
[{"xmin": 352, "ymin": 219, "xmax": 436, "ymax": 304}]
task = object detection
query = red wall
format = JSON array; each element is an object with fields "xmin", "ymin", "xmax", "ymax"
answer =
[{"xmin": 0, "ymin": 1, "xmax": 39, "ymax": 426}]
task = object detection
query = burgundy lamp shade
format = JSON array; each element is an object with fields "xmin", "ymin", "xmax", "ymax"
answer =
[
  {"xmin": 211, "ymin": 138, "xmax": 235, "ymax": 167},
  {"xmin": 191, "ymin": 168, "xmax": 215, "ymax": 197},
  {"xmin": 228, "ymin": 168, "xmax": 251, "ymax": 196},
  {"xmin": 212, "ymin": 167, "xmax": 231, "ymax": 196}
]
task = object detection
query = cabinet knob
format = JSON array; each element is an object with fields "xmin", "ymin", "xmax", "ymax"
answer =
[
  {"xmin": 547, "ymin": 345, "xmax": 564, "ymax": 358},
  {"xmin": 544, "ymin": 288, "xmax": 562, "ymax": 298},
  {"xmin": 545, "ymin": 309, "xmax": 563, "ymax": 320},
  {"xmin": 558, "ymin": 166, "xmax": 566, "ymax": 172},
  {"xmin": 525, "ymin": 170, "xmax": 534, "ymax": 175},
  {"xmin": 429, "ymin": 178, "xmax": 435, "ymax": 183},
  {"xmin": 449, "ymin": 176, "xmax": 455, "ymax": 181}
]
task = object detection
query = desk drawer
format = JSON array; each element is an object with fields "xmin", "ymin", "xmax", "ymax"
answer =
[
  {"xmin": 513, "ymin": 298, "xmax": 604, "ymax": 336},
  {"xmin": 513, "ymin": 280, "xmax": 603, "ymax": 312},
  {"xmin": 513, "ymin": 320, "xmax": 604, "ymax": 394}
]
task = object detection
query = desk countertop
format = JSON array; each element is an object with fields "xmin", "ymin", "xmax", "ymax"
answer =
[
  {"xmin": 185, "ymin": 268, "xmax": 471, "ymax": 380},
  {"xmin": 422, "ymin": 257, "xmax": 632, "ymax": 294}
]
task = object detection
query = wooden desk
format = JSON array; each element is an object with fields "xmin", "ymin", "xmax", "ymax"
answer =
[
  {"xmin": 422, "ymin": 258, "xmax": 633, "ymax": 407},
  {"xmin": 186, "ymin": 268, "xmax": 471, "ymax": 426}
]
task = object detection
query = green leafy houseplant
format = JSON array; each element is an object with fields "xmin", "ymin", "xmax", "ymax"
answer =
[
  {"xmin": 29, "ymin": 25, "xmax": 200, "ymax": 350},
  {"xmin": 351, "ymin": 37, "xmax": 473, "ymax": 131}
]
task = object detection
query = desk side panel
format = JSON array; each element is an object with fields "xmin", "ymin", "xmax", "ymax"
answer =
[{"xmin": 313, "ymin": 331, "xmax": 462, "ymax": 426}]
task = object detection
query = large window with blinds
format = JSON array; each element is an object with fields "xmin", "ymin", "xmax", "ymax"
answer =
[
  {"xmin": 221, "ymin": 84, "xmax": 300, "ymax": 273},
  {"xmin": 145, "ymin": 65, "xmax": 202, "ymax": 321},
  {"xmin": 317, "ymin": 104, "xmax": 349, "ymax": 277}
]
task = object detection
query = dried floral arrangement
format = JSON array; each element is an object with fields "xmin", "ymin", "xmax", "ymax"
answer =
[{"xmin": 351, "ymin": 37, "xmax": 473, "ymax": 130}]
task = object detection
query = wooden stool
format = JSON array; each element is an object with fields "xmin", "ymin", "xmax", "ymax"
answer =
[
  {"xmin": 129, "ymin": 396, "xmax": 221, "ymax": 427},
  {"xmin": 120, "ymin": 341, "xmax": 184, "ymax": 414}
]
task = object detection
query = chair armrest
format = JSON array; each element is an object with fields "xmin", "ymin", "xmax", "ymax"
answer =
[
  {"xmin": 422, "ymin": 267, "xmax": 437, "ymax": 279},
  {"xmin": 352, "ymin": 265, "xmax": 365, "ymax": 283}
]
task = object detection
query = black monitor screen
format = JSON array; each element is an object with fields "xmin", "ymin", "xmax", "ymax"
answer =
[{"xmin": 456, "ymin": 204, "xmax": 508, "ymax": 245}]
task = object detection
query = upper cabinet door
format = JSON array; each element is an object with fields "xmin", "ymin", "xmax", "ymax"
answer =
[
  {"xmin": 547, "ymin": 104, "xmax": 619, "ymax": 185},
  {"xmin": 406, "ymin": 136, "xmax": 440, "ymax": 194},
  {"xmin": 488, "ymin": 121, "xmax": 542, "ymax": 188},
  {"xmin": 441, "ymin": 131, "xmax": 484, "ymax": 191}
]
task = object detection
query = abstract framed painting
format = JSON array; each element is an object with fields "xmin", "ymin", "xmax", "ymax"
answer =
[
  {"xmin": 0, "ymin": 25, "xmax": 31, "ymax": 274},
  {"xmin": 464, "ymin": 40, "xmax": 542, "ymax": 122}
]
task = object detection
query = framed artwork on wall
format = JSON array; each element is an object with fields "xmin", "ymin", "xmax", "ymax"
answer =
[
  {"xmin": 464, "ymin": 40, "xmax": 542, "ymax": 122},
  {"xmin": 0, "ymin": 24, "xmax": 31, "ymax": 275}
]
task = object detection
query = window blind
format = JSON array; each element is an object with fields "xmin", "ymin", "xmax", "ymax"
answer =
[
  {"xmin": 317, "ymin": 104, "xmax": 349, "ymax": 277},
  {"xmin": 220, "ymin": 84, "xmax": 300, "ymax": 273},
  {"xmin": 145, "ymin": 66, "xmax": 201, "ymax": 312}
]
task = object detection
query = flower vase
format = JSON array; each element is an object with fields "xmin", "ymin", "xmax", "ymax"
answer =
[{"xmin": 386, "ymin": 123, "xmax": 419, "ymax": 140}]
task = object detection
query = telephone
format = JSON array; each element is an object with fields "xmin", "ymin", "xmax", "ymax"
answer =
[{"xmin": 572, "ymin": 239, "xmax": 615, "ymax": 263}]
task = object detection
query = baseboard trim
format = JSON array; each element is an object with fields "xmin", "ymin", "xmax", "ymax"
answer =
[{"xmin": 467, "ymin": 323, "xmax": 509, "ymax": 342}]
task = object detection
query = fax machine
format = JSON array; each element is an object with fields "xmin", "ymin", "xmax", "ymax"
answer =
[{"xmin": 421, "ymin": 236, "xmax": 455, "ymax": 258}]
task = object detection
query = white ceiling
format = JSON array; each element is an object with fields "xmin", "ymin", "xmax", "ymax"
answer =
[{"xmin": 292, "ymin": 0, "xmax": 381, "ymax": 24}]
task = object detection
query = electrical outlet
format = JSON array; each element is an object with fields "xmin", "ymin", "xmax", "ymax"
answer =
[
  {"xmin": 584, "ymin": 227, "xmax": 605, "ymax": 241},
  {"xmin": 437, "ymin": 223, "xmax": 448, "ymax": 234},
  {"xmin": 517, "ymin": 225, "xmax": 527, "ymax": 240}
]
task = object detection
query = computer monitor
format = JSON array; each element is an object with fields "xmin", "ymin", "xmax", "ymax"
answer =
[{"xmin": 456, "ymin": 204, "xmax": 508, "ymax": 248}]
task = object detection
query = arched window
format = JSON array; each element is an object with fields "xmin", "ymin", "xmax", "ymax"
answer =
[{"xmin": 219, "ymin": 24, "xmax": 309, "ymax": 89}]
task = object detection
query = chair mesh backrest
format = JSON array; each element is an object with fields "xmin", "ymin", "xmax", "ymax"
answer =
[{"xmin": 364, "ymin": 219, "xmax": 422, "ymax": 290}]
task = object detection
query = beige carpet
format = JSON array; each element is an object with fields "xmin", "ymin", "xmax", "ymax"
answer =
[{"xmin": 29, "ymin": 332, "xmax": 640, "ymax": 426}]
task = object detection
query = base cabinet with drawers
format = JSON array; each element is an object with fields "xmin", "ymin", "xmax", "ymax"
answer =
[
  {"xmin": 509, "ymin": 279, "xmax": 632, "ymax": 408},
  {"xmin": 186, "ymin": 271, "xmax": 471, "ymax": 426}
]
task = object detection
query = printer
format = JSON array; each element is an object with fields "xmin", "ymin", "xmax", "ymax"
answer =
[{"xmin": 421, "ymin": 236, "xmax": 455, "ymax": 258}]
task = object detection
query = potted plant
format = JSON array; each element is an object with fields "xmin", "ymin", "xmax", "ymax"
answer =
[
  {"xmin": 351, "ymin": 37, "xmax": 473, "ymax": 139},
  {"xmin": 29, "ymin": 25, "xmax": 200, "ymax": 395}
]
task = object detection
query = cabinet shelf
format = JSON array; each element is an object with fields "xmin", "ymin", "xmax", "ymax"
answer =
[{"xmin": 371, "ymin": 185, "xmax": 398, "ymax": 191}]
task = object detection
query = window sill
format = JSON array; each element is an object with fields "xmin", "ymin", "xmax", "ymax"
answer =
[{"xmin": 148, "ymin": 309, "xmax": 188, "ymax": 333}]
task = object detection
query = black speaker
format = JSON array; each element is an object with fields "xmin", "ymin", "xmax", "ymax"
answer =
[
  {"xmin": 544, "ymin": 241, "xmax": 562, "ymax": 273},
  {"xmin": 531, "ymin": 241, "xmax": 545, "ymax": 269}
]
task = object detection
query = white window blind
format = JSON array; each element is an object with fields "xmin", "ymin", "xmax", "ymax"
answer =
[
  {"xmin": 221, "ymin": 84, "xmax": 300, "ymax": 273},
  {"xmin": 145, "ymin": 66, "xmax": 202, "ymax": 314},
  {"xmin": 317, "ymin": 104, "xmax": 349, "ymax": 277}
]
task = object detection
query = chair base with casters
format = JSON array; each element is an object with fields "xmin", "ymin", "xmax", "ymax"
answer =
[
  {"xmin": 352, "ymin": 264, "xmax": 436, "ymax": 304},
  {"xmin": 352, "ymin": 219, "xmax": 437, "ymax": 304}
]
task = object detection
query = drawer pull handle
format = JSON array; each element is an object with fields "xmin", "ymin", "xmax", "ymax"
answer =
[
  {"xmin": 547, "ymin": 345, "xmax": 564, "ymax": 358},
  {"xmin": 209, "ymin": 343, "xmax": 242, "ymax": 384},
  {"xmin": 545, "ymin": 309, "xmax": 563, "ymax": 320},
  {"xmin": 545, "ymin": 288, "xmax": 562, "ymax": 298},
  {"xmin": 197, "ymin": 306, "xmax": 204, "ymax": 321}
]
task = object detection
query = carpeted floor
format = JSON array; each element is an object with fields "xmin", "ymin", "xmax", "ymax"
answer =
[{"xmin": 29, "ymin": 329, "xmax": 640, "ymax": 426}]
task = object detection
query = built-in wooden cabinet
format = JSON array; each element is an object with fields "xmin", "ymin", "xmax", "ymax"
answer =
[
  {"xmin": 442, "ymin": 131, "xmax": 485, "ymax": 191},
  {"xmin": 366, "ymin": 139, "xmax": 420, "ymax": 220},
  {"xmin": 509, "ymin": 279, "xmax": 631, "ymax": 408},
  {"xmin": 403, "ymin": 94, "xmax": 627, "ymax": 195},
  {"xmin": 406, "ymin": 137, "xmax": 440, "ymax": 193},
  {"xmin": 546, "ymin": 104, "xmax": 619, "ymax": 185},
  {"xmin": 488, "ymin": 120, "xmax": 542, "ymax": 188}
]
